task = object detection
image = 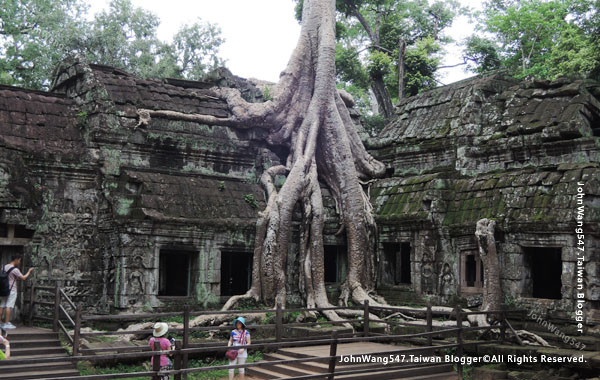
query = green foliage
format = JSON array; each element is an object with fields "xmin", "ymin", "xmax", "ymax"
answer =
[
  {"xmin": 0, "ymin": 0, "xmax": 87, "ymax": 89},
  {"xmin": 463, "ymin": 36, "xmax": 502, "ymax": 73},
  {"xmin": 218, "ymin": 181, "xmax": 225, "ymax": 191},
  {"xmin": 78, "ymin": 362, "xmax": 147, "ymax": 379},
  {"xmin": 367, "ymin": 50, "xmax": 394, "ymax": 78},
  {"xmin": 243, "ymin": 194, "xmax": 258, "ymax": 208},
  {"xmin": 465, "ymin": 0, "xmax": 600, "ymax": 80},
  {"xmin": 361, "ymin": 114, "xmax": 386, "ymax": 137},
  {"xmin": 263, "ymin": 86, "xmax": 273, "ymax": 101},
  {"xmin": 403, "ymin": 37, "xmax": 441, "ymax": 96},
  {"xmin": 321, "ymin": 0, "xmax": 460, "ymax": 115},
  {"xmin": 0, "ymin": 0, "xmax": 225, "ymax": 89}
]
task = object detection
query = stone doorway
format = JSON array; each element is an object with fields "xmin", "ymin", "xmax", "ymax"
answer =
[
  {"xmin": 220, "ymin": 251, "xmax": 253, "ymax": 296},
  {"xmin": 381, "ymin": 242, "xmax": 411, "ymax": 285},
  {"xmin": 158, "ymin": 249, "xmax": 197, "ymax": 296},
  {"xmin": 523, "ymin": 247, "xmax": 562, "ymax": 299},
  {"xmin": 324, "ymin": 245, "xmax": 347, "ymax": 284}
]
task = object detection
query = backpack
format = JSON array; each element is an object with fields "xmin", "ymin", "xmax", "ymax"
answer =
[{"xmin": 0, "ymin": 266, "xmax": 17, "ymax": 297}]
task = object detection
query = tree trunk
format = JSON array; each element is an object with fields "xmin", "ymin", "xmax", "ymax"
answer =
[
  {"xmin": 398, "ymin": 38, "xmax": 406, "ymax": 100},
  {"xmin": 370, "ymin": 73, "xmax": 395, "ymax": 119},
  {"xmin": 137, "ymin": 0, "xmax": 387, "ymax": 318},
  {"xmin": 475, "ymin": 218, "xmax": 502, "ymax": 325}
]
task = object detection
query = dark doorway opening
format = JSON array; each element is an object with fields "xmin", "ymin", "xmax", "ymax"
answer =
[
  {"xmin": 461, "ymin": 250, "xmax": 483, "ymax": 294},
  {"xmin": 220, "ymin": 251, "xmax": 253, "ymax": 296},
  {"xmin": 324, "ymin": 245, "xmax": 347, "ymax": 283},
  {"xmin": 159, "ymin": 250, "xmax": 196, "ymax": 296},
  {"xmin": 465, "ymin": 254, "xmax": 477, "ymax": 287},
  {"xmin": 0, "ymin": 246, "xmax": 24, "ymax": 267},
  {"xmin": 523, "ymin": 247, "xmax": 562, "ymax": 299},
  {"xmin": 382, "ymin": 243, "xmax": 411, "ymax": 285}
]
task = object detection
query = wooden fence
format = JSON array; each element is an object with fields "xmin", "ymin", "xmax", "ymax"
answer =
[{"xmin": 17, "ymin": 281, "xmax": 523, "ymax": 379}]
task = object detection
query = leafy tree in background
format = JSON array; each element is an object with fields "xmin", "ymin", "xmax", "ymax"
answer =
[
  {"xmin": 464, "ymin": 0, "xmax": 600, "ymax": 80},
  {"xmin": 0, "ymin": 0, "xmax": 225, "ymax": 89},
  {"xmin": 295, "ymin": 0, "xmax": 459, "ymax": 133},
  {"xmin": 0, "ymin": 0, "xmax": 87, "ymax": 89}
]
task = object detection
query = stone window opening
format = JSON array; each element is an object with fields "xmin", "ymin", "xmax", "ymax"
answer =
[
  {"xmin": 381, "ymin": 242, "xmax": 411, "ymax": 285},
  {"xmin": 220, "ymin": 251, "xmax": 253, "ymax": 296},
  {"xmin": 522, "ymin": 246, "xmax": 562, "ymax": 299},
  {"xmin": 324, "ymin": 245, "xmax": 347, "ymax": 284},
  {"xmin": 461, "ymin": 251, "xmax": 484, "ymax": 294},
  {"xmin": 158, "ymin": 249, "xmax": 198, "ymax": 297}
]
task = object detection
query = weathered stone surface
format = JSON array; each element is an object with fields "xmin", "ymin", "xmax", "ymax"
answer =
[{"xmin": 0, "ymin": 59, "xmax": 598, "ymax": 321}]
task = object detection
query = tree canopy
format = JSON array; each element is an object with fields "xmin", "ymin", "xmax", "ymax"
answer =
[
  {"xmin": 0, "ymin": 0, "xmax": 224, "ymax": 89},
  {"xmin": 294, "ymin": 0, "xmax": 460, "ymax": 135},
  {"xmin": 464, "ymin": 0, "xmax": 600, "ymax": 80}
]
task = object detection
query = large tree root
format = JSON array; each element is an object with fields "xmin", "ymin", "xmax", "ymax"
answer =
[{"xmin": 134, "ymin": 0, "xmax": 387, "ymax": 323}]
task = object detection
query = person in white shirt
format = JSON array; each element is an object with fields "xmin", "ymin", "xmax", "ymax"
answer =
[{"xmin": 0, "ymin": 256, "xmax": 33, "ymax": 329}]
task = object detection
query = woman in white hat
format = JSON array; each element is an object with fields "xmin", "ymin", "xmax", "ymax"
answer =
[
  {"xmin": 149, "ymin": 322, "xmax": 173, "ymax": 380},
  {"xmin": 227, "ymin": 317, "xmax": 251, "ymax": 380}
]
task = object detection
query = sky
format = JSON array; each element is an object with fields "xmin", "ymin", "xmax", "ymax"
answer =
[{"xmin": 86, "ymin": 0, "xmax": 482, "ymax": 85}]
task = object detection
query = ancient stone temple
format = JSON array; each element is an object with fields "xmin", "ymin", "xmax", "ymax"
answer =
[{"xmin": 0, "ymin": 60, "xmax": 598, "ymax": 326}]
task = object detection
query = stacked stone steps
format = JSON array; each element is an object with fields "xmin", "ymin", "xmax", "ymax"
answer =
[
  {"xmin": 247, "ymin": 347, "xmax": 458, "ymax": 380},
  {"xmin": 508, "ymin": 319, "xmax": 600, "ymax": 350},
  {"xmin": 0, "ymin": 327, "xmax": 80, "ymax": 380}
]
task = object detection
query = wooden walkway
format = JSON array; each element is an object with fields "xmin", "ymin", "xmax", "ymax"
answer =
[
  {"xmin": 249, "ymin": 342, "xmax": 458, "ymax": 379},
  {"xmin": 280, "ymin": 341, "xmax": 415, "ymax": 357}
]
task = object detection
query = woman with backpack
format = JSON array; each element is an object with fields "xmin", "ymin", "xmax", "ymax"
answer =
[{"xmin": 227, "ymin": 317, "xmax": 251, "ymax": 380}]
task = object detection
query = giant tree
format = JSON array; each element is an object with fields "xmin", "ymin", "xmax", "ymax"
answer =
[{"xmin": 136, "ymin": 0, "xmax": 387, "ymax": 320}]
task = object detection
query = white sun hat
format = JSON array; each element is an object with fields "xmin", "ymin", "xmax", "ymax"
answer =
[{"xmin": 153, "ymin": 322, "xmax": 169, "ymax": 337}]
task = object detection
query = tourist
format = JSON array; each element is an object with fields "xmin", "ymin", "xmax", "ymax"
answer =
[
  {"xmin": 228, "ymin": 316, "xmax": 251, "ymax": 380},
  {"xmin": 0, "ymin": 256, "xmax": 34, "ymax": 329},
  {"xmin": 149, "ymin": 322, "xmax": 173, "ymax": 380},
  {"xmin": 0, "ymin": 330, "xmax": 10, "ymax": 360}
]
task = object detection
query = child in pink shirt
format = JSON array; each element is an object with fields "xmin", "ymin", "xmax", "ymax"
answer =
[{"xmin": 149, "ymin": 322, "xmax": 173, "ymax": 380}]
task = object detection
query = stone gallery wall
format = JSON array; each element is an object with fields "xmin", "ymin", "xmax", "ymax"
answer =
[
  {"xmin": 1, "ymin": 60, "xmax": 277, "ymax": 312},
  {"xmin": 0, "ymin": 61, "xmax": 598, "ymax": 324},
  {"xmin": 368, "ymin": 73, "xmax": 600, "ymax": 323}
]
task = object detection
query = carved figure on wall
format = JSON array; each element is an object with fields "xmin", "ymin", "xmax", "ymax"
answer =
[{"xmin": 440, "ymin": 262, "xmax": 455, "ymax": 296}]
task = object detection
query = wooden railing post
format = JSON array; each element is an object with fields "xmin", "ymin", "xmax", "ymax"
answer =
[
  {"xmin": 275, "ymin": 302, "xmax": 283, "ymax": 342},
  {"xmin": 500, "ymin": 311, "xmax": 506, "ymax": 343},
  {"xmin": 173, "ymin": 340, "xmax": 182, "ymax": 380},
  {"xmin": 363, "ymin": 300, "xmax": 370, "ymax": 337},
  {"xmin": 426, "ymin": 302, "xmax": 433, "ymax": 346},
  {"xmin": 328, "ymin": 330, "xmax": 339, "ymax": 380},
  {"xmin": 28, "ymin": 283, "xmax": 35, "ymax": 326},
  {"xmin": 73, "ymin": 305, "xmax": 82, "ymax": 356},
  {"xmin": 152, "ymin": 340, "xmax": 161, "ymax": 380},
  {"xmin": 53, "ymin": 281, "xmax": 62, "ymax": 332},
  {"xmin": 182, "ymin": 307, "xmax": 189, "ymax": 380},
  {"xmin": 456, "ymin": 307, "xmax": 463, "ymax": 379}
]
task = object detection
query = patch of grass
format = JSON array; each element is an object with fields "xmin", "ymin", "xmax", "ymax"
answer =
[
  {"xmin": 77, "ymin": 362, "xmax": 148, "ymax": 379},
  {"xmin": 76, "ymin": 352, "xmax": 264, "ymax": 380},
  {"xmin": 243, "ymin": 194, "xmax": 259, "ymax": 208}
]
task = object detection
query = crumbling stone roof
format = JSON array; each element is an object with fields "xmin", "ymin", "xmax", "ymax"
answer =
[
  {"xmin": 0, "ymin": 85, "xmax": 83, "ymax": 157},
  {"xmin": 88, "ymin": 64, "xmax": 230, "ymax": 117},
  {"xmin": 371, "ymin": 163, "xmax": 599, "ymax": 234},
  {"xmin": 110, "ymin": 170, "xmax": 265, "ymax": 225},
  {"xmin": 371, "ymin": 73, "xmax": 600, "ymax": 176},
  {"xmin": 369, "ymin": 73, "xmax": 600, "ymax": 233}
]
